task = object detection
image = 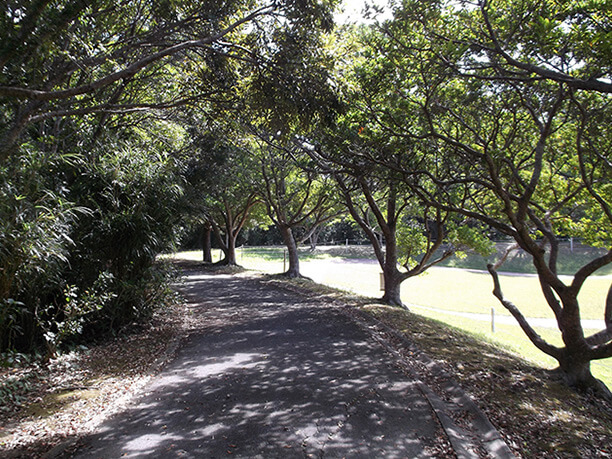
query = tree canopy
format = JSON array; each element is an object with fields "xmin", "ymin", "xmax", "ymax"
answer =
[
  {"xmin": 0, "ymin": 0, "xmax": 339, "ymax": 353},
  {"xmin": 341, "ymin": 0, "xmax": 612, "ymax": 394}
]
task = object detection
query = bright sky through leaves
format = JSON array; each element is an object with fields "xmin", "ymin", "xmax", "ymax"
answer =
[{"xmin": 336, "ymin": 0, "xmax": 393, "ymax": 23}]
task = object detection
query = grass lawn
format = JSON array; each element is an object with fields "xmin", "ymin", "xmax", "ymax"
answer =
[
  {"xmin": 169, "ymin": 247, "xmax": 612, "ymax": 388},
  {"xmin": 212, "ymin": 246, "xmax": 610, "ymax": 320}
]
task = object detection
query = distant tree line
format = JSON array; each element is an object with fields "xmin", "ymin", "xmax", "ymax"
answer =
[{"xmin": 180, "ymin": 219, "xmax": 370, "ymax": 249}]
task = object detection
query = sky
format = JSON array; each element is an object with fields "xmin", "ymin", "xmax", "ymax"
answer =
[{"xmin": 335, "ymin": 0, "xmax": 394, "ymax": 24}]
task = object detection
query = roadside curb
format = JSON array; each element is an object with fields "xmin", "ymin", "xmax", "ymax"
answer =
[{"xmin": 345, "ymin": 306, "xmax": 516, "ymax": 459}]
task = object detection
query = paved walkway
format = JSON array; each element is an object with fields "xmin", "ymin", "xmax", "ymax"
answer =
[{"xmin": 68, "ymin": 269, "xmax": 513, "ymax": 458}]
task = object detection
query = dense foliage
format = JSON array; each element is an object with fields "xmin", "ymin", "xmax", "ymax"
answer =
[
  {"xmin": 0, "ymin": 0, "xmax": 338, "ymax": 355},
  {"xmin": 338, "ymin": 0, "xmax": 612, "ymax": 394},
  {"xmin": 0, "ymin": 117, "xmax": 185, "ymax": 356}
]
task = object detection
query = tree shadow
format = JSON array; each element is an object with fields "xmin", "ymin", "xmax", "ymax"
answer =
[{"xmin": 58, "ymin": 273, "xmax": 443, "ymax": 458}]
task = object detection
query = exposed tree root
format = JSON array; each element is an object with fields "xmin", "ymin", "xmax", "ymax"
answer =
[{"xmin": 551, "ymin": 368, "xmax": 612, "ymax": 402}]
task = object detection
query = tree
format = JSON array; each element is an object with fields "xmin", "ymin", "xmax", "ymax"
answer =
[
  {"xmin": 0, "ymin": 0, "xmax": 337, "ymax": 161},
  {"xmin": 183, "ymin": 127, "xmax": 262, "ymax": 266},
  {"xmin": 309, "ymin": 130, "xmax": 491, "ymax": 305},
  {"xmin": 229, "ymin": 4, "xmax": 343, "ymax": 277},
  {"xmin": 360, "ymin": 0, "xmax": 612, "ymax": 395},
  {"xmin": 336, "ymin": 170, "xmax": 485, "ymax": 306},
  {"xmin": 302, "ymin": 25, "xmax": 491, "ymax": 305},
  {"xmin": 256, "ymin": 142, "xmax": 343, "ymax": 277}
]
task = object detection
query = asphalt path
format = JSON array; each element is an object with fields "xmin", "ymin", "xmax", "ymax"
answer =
[{"xmin": 69, "ymin": 270, "xmax": 452, "ymax": 458}]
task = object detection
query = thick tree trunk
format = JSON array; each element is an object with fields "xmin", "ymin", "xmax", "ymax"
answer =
[
  {"xmin": 558, "ymin": 354, "xmax": 593, "ymax": 388},
  {"xmin": 202, "ymin": 225, "xmax": 213, "ymax": 263},
  {"xmin": 527, "ymin": 265, "xmax": 612, "ymax": 397},
  {"xmin": 279, "ymin": 225, "xmax": 300, "ymax": 277},
  {"xmin": 225, "ymin": 234, "xmax": 238, "ymax": 265},
  {"xmin": 489, "ymin": 261, "xmax": 610, "ymax": 397},
  {"xmin": 556, "ymin": 351, "xmax": 611, "ymax": 398},
  {"xmin": 217, "ymin": 234, "xmax": 238, "ymax": 266},
  {"xmin": 556, "ymin": 294, "xmax": 611, "ymax": 396},
  {"xmin": 381, "ymin": 268, "xmax": 404, "ymax": 306}
]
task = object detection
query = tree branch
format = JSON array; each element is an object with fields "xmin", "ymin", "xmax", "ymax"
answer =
[
  {"xmin": 479, "ymin": 2, "xmax": 612, "ymax": 94},
  {"xmin": 585, "ymin": 283, "xmax": 612, "ymax": 346},
  {"xmin": 0, "ymin": 5, "xmax": 273, "ymax": 101},
  {"xmin": 571, "ymin": 249, "xmax": 612, "ymax": 294},
  {"xmin": 487, "ymin": 263, "xmax": 563, "ymax": 359}
]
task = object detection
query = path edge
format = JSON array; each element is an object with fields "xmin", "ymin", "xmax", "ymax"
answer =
[{"xmin": 344, "ymin": 306, "xmax": 516, "ymax": 459}]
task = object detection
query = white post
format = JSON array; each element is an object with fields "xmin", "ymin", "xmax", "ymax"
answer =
[{"xmin": 491, "ymin": 307, "xmax": 495, "ymax": 333}]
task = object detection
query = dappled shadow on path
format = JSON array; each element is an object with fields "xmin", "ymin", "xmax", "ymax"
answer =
[{"xmin": 71, "ymin": 272, "xmax": 441, "ymax": 458}]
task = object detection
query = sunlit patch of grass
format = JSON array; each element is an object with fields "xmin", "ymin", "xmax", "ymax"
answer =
[{"xmin": 399, "ymin": 268, "xmax": 610, "ymax": 321}]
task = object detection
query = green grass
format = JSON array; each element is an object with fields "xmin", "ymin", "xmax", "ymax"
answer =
[
  {"xmin": 400, "ymin": 267, "xmax": 610, "ymax": 320},
  {"xmin": 169, "ymin": 247, "xmax": 612, "ymax": 388},
  {"xmin": 409, "ymin": 305, "xmax": 612, "ymax": 389},
  {"xmin": 440, "ymin": 241, "xmax": 612, "ymax": 276}
]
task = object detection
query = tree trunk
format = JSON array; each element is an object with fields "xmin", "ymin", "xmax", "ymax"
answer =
[
  {"xmin": 381, "ymin": 225, "xmax": 405, "ymax": 307},
  {"xmin": 381, "ymin": 244, "xmax": 404, "ymax": 306},
  {"xmin": 202, "ymin": 224, "xmax": 212, "ymax": 263},
  {"xmin": 309, "ymin": 230, "xmax": 319, "ymax": 252},
  {"xmin": 557, "ymin": 294, "xmax": 611, "ymax": 396},
  {"xmin": 225, "ymin": 233, "xmax": 238, "ymax": 265},
  {"xmin": 217, "ymin": 234, "xmax": 238, "ymax": 265},
  {"xmin": 211, "ymin": 220, "xmax": 238, "ymax": 266},
  {"xmin": 556, "ymin": 351, "xmax": 611, "ymax": 398},
  {"xmin": 279, "ymin": 225, "xmax": 301, "ymax": 277},
  {"xmin": 381, "ymin": 268, "xmax": 404, "ymax": 306},
  {"xmin": 532, "ymin": 270, "xmax": 611, "ymax": 397},
  {"xmin": 558, "ymin": 354, "xmax": 594, "ymax": 388}
]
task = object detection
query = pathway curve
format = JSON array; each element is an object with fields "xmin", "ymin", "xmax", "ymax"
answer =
[{"xmin": 68, "ymin": 268, "xmax": 513, "ymax": 458}]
